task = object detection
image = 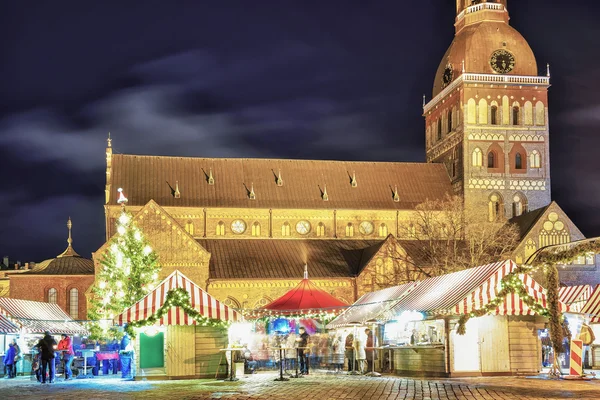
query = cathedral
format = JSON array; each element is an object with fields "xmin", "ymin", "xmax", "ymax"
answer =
[{"xmin": 12, "ymin": 1, "xmax": 595, "ymax": 318}]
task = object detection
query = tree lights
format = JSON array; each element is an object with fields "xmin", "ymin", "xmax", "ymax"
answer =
[{"xmin": 87, "ymin": 208, "xmax": 161, "ymax": 339}]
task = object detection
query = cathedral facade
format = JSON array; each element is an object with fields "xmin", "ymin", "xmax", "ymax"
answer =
[{"xmin": 89, "ymin": 0, "xmax": 598, "ymax": 313}]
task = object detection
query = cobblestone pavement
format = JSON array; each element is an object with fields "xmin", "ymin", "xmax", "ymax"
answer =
[{"xmin": 1, "ymin": 372, "xmax": 599, "ymax": 400}]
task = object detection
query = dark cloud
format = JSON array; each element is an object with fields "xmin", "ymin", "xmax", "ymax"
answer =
[{"xmin": 0, "ymin": 0, "xmax": 599, "ymax": 261}]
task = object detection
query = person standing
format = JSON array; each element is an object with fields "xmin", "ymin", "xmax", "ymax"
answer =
[
  {"xmin": 331, "ymin": 333, "xmax": 345, "ymax": 372},
  {"xmin": 344, "ymin": 333, "xmax": 355, "ymax": 372},
  {"xmin": 365, "ymin": 328, "xmax": 378, "ymax": 373},
  {"xmin": 58, "ymin": 334, "xmax": 75, "ymax": 380},
  {"xmin": 295, "ymin": 327, "xmax": 310, "ymax": 375},
  {"xmin": 353, "ymin": 331, "xmax": 366, "ymax": 374},
  {"xmin": 37, "ymin": 331, "xmax": 57, "ymax": 383},
  {"xmin": 3, "ymin": 342, "xmax": 16, "ymax": 378}
]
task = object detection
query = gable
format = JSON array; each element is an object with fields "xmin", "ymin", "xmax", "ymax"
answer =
[
  {"xmin": 93, "ymin": 200, "xmax": 211, "ymax": 287},
  {"xmin": 512, "ymin": 201, "xmax": 586, "ymax": 264}
]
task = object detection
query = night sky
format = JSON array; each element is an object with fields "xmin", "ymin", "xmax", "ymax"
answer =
[{"xmin": 1, "ymin": 1, "xmax": 599, "ymax": 263}]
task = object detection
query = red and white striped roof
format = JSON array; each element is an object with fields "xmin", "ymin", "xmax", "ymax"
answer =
[
  {"xmin": 0, "ymin": 313, "xmax": 19, "ymax": 334},
  {"xmin": 388, "ymin": 260, "xmax": 569, "ymax": 316},
  {"xmin": 115, "ymin": 270, "xmax": 241, "ymax": 326},
  {"xmin": 327, "ymin": 282, "xmax": 419, "ymax": 329},
  {"xmin": 0, "ymin": 298, "xmax": 89, "ymax": 335},
  {"xmin": 559, "ymin": 285, "xmax": 592, "ymax": 312},
  {"xmin": 581, "ymin": 285, "xmax": 600, "ymax": 324}
]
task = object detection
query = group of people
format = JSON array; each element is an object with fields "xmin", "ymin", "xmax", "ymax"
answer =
[
  {"xmin": 344, "ymin": 328, "xmax": 377, "ymax": 374},
  {"xmin": 238, "ymin": 326, "xmax": 377, "ymax": 377},
  {"xmin": 32, "ymin": 331, "xmax": 75, "ymax": 384},
  {"xmin": 3, "ymin": 339, "xmax": 20, "ymax": 378}
]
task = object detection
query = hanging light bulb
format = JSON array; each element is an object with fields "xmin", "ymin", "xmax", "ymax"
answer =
[
  {"xmin": 99, "ymin": 281, "xmax": 107, "ymax": 289},
  {"xmin": 134, "ymin": 231, "xmax": 142, "ymax": 241},
  {"xmin": 117, "ymin": 225, "xmax": 126, "ymax": 235},
  {"xmin": 143, "ymin": 245, "xmax": 152, "ymax": 256}
]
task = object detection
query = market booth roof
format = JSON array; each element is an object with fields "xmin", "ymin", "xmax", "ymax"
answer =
[
  {"xmin": 387, "ymin": 260, "xmax": 569, "ymax": 317},
  {"xmin": 0, "ymin": 313, "xmax": 19, "ymax": 334},
  {"xmin": 0, "ymin": 298, "xmax": 89, "ymax": 335},
  {"xmin": 115, "ymin": 270, "xmax": 242, "ymax": 326},
  {"xmin": 581, "ymin": 284, "xmax": 600, "ymax": 323},
  {"xmin": 559, "ymin": 285, "xmax": 592, "ymax": 312},
  {"xmin": 259, "ymin": 271, "xmax": 348, "ymax": 316},
  {"xmin": 327, "ymin": 282, "xmax": 419, "ymax": 329}
]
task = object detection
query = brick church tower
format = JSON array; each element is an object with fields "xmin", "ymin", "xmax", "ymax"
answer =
[{"xmin": 424, "ymin": 0, "xmax": 551, "ymax": 221}]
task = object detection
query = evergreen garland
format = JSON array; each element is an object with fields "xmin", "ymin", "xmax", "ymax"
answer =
[
  {"xmin": 457, "ymin": 239, "xmax": 600, "ymax": 338},
  {"xmin": 87, "ymin": 209, "xmax": 161, "ymax": 339},
  {"xmin": 124, "ymin": 288, "xmax": 230, "ymax": 338}
]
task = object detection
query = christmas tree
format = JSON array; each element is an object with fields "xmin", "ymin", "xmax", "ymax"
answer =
[{"xmin": 88, "ymin": 189, "xmax": 161, "ymax": 338}]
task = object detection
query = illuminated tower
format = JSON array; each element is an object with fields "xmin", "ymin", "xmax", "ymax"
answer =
[{"xmin": 424, "ymin": 0, "xmax": 551, "ymax": 221}]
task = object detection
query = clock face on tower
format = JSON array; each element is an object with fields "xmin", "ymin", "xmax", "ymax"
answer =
[
  {"xmin": 442, "ymin": 64, "xmax": 453, "ymax": 88},
  {"xmin": 490, "ymin": 49, "xmax": 515, "ymax": 74}
]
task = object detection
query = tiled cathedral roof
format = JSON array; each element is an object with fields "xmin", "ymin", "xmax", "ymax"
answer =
[
  {"xmin": 198, "ymin": 239, "xmax": 383, "ymax": 279},
  {"xmin": 110, "ymin": 154, "xmax": 452, "ymax": 209}
]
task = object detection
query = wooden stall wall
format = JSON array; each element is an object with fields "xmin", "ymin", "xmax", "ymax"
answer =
[
  {"xmin": 478, "ymin": 316, "xmax": 511, "ymax": 375},
  {"xmin": 393, "ymin": 347, "xmax": 447, "ymax": 377},
  {"xmin": 507, "ymin": 316, "xmax": 544, "ymax": 375},
  {"xmin": 166, "ymin": 326, "xmax": 196, "ymax": 378},
  {"xmin": 194, "ymin": 326, "xmax": 228, "ymax": 378}
]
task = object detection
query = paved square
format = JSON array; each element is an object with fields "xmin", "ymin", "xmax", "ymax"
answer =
[{"xmin": 1, "ymin": 372, "xmax": 599, "ymax": 399}]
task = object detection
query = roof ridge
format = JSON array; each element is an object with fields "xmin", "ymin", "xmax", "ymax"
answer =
[{"xmin": 113, "ymin": 153, "xmax": 441, "ymax": 167}]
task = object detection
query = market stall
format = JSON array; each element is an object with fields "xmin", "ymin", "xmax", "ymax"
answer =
[
  {"xmin": 114, "ymin": 270, "xmax": 241, "ymax": 380},
  {"xmin": 0, "ymin": 297, "xmax": 89, "ymax": 377},
  {"xmin": 559, "ymin": 285, "xmax": 592, "ymax": 313},
  {"xmin": 326, "ymin": 282, "xmax": 419, "ymax": 372},
  {"xmin": 241, "ymin": 267, "xmax": 349, "ymax": 375},
  {"xmin": 349, "ymin": 260, "xmax": 569, "ymax": 377},
  {"xmin": 580, "ymin": 284, "xmax": 600, "ymax": 368}
]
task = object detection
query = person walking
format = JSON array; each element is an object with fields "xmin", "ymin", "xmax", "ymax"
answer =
[
  {"xmin": 58, "ymin": 334, "xmax": 75, "ymax": 380},
  {"xmin": 3, "ymin": 342, "xmax": 16, "ymax": 378},
  {"xmin": 37, "ymin": 331, "xmax": 57, "ymax": 384},
  {"xmin": 295, "ymin": 327, "xmax": 310, "ymax": 375}
]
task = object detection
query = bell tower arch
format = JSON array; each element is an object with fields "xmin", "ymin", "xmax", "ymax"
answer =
[{"xmin": 425, "ymin": 0, "xmax": 551, "ymax": 220}]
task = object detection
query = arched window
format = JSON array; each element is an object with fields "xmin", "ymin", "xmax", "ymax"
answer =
[
  {"xmin": 345, "ymin": 223, "xmax": 354, "ymax": 237},
  {"xmin": 487, "ymin": 151, "xmax": 496, "ymax": 168},
  {"xmin": 529, "ymin": 150, "xmax": 541, "ymax": 168},
  {"xmin": 478, "ymin": 98, "xmax": 488, "ymax": 124},
  {"xmin": 524, "ymin": 239, "xmax": 537, "ymax": 260},
  {"xmin": 467, "ymin": 99, "xmax": 477, "ymax": 124},
  {"xmin": 515, "ymin": 153, "xmax": 524, "ymax": 170},
  {"xmin": 512, "ymin": 106, "xmax": 520, "ymax": 125},
  {"xmin": 48, "ymin": 288, "xmax": 57, "ymax": 304},
  {"xmin": 512, "ymin": 193, "xmax": 528, "ymax": 217},
  {"xmin": 316, "ymin": 222, "xmax": 325, "ymax": 237},
  {"xmin": 251, "ymin": 222, "xmax": 261, "ymax": 236},
  {"xmin": 282, "ymin": 222, "xmax": 291, "ymax": 237},
  {"xmin": 472, "ymin": 148, "xmax": 483, "ymax": 167},
  {"xmin": 524, "ymin": 101, "xmax": 533, "ymax": 125},
  {"xmin": 447, "ymin": 110, "xmax": 453, "ymax": 133},
  {"xmin": 535, "ymin": 101, "xmax": 545, "ymax": 126},
  {"xmin": 223, "ymin": 297, "xmax": 240, "ymax": 309},
  {"xmin": 488, "ymin": 193, "xmax": 503, "ymax": 222},
  {"xmin": 437, "ymin": 119, "xmax": 442, "ymax": 140},
  {"xmin": 379, "ymin": 224, "xmax": 388, "ymax": 237},
  {"xmin": 491, "ymin": 105, "xmax": 498, "ymax": 125},
  {"xmin": 254, "ymin": 297, "xmax": 271, "ymax": 309},
  {"xmin": 216, "ymin": 221, "xmax": 225, "ymax": 236},
  {"xmin": 69, "ymin": 288, "xmax": 78, "ymax": 319},
  {"xmin": 185, "ymin": 220, "xmax": 194, "ymax": 236}
]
